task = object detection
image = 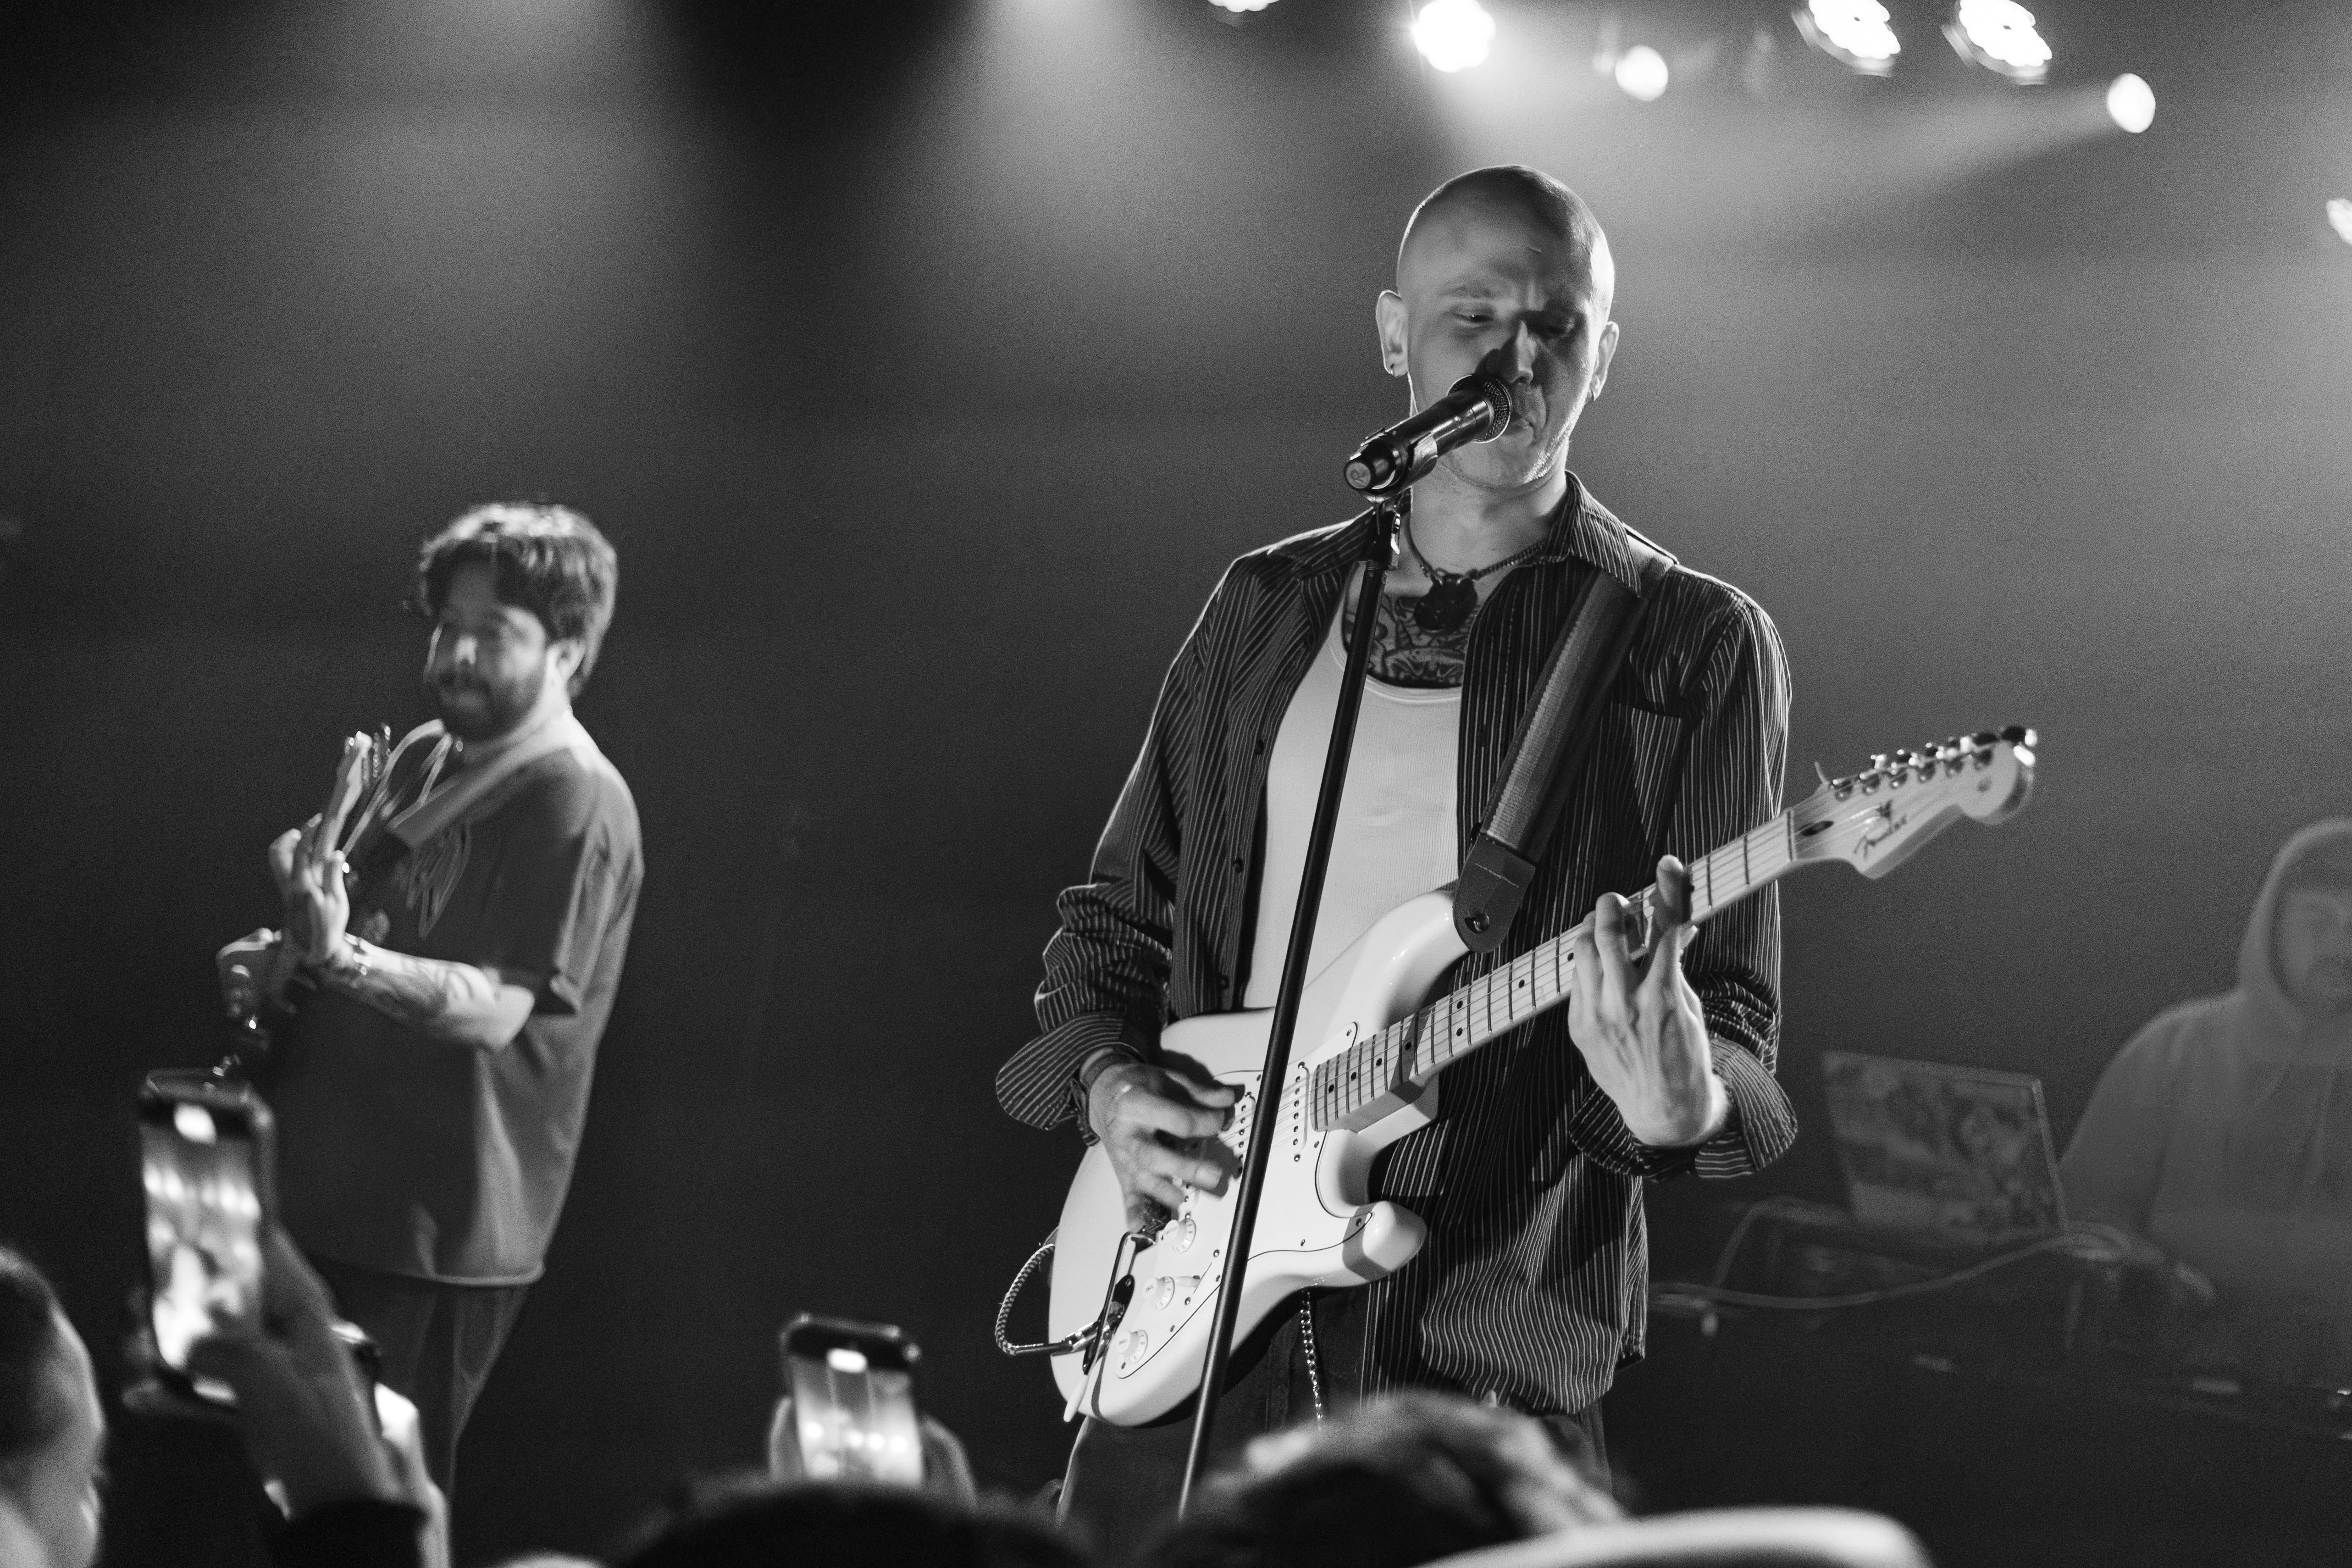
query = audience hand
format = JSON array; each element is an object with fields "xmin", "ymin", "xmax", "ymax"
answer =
[
  {"xmin": 375, "ymin": 1385, "xmax": 452, "ymax": 1568},
  {"xmin": 183, "ymin": 1228, "xmax": 402, "ymax": 1518},
  {"xmin": 764, "ymin": 1397, "xmax": 977, "ymax": 1504}
]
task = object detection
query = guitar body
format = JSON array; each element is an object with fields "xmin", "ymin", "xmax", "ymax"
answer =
[
  {"xmin": 1048, "ymin": 890, "xmax": 1467, "ymax": 1425},
  {"xmin": 1035, "ymin": 726, "xmax": 2038, "ymax": 1429}
]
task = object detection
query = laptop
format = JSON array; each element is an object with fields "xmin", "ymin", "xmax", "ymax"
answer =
[{"xmin": 1820, "ymin": 1051, "xmax": 2068, "ymax": 1247}]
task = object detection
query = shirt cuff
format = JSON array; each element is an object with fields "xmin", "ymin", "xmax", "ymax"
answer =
[
  {"xmin": 1689, "ymin": 1037, "xmax": 1798, "ymax": 1178},
  {"xmin": 996, "ymin": 1012, "xmax": 1157, "ymax": 1130},
  {"xmin": 1562, "ymin": 1036, "xmax": 1796, "ymax": 1182},
  {"xmin": 1072, "ymin": 1044, "xmax": 1146, "ymax": 1145}
]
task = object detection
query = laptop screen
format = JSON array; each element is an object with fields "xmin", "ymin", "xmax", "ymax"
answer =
[{"xmin": 1821, "ymin": 1051, "xmax": 2067, "ymax": 1245}]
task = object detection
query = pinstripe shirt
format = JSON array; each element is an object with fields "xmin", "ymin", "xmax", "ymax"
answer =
[{"xmin": 996, "ymin": 476, "xmax": 1799, "ymax": 1414}]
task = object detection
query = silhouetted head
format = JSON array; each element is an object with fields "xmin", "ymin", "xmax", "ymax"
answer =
[
  {"xmin": 0, "ymin": 1248, "xmax": 104, "ymax": 1568},
  {"xmin": 1140, "ymin": 1392, "xmax": 1620, "ymax": 1568},
  {"xmin": 613, "ymin": 1480, "xmax": 1085, "ymax": 1568}
]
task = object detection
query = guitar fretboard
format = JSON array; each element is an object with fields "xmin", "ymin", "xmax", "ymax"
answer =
[{"xmin": 1306, "ymin": 808, "xmax": 1801, "ymax": 1132}]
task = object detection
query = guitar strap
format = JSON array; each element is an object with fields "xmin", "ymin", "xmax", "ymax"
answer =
[{"xmin": 1451, "ymin": 525, "xmax": 1675, "ymax": 952}]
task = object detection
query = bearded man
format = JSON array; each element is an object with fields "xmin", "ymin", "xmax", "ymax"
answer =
[
  {"xmin": 217, "ymin": 502, "xmax": 641, "ymax": 1495},
  {"xmin": 996, "ymin": 166, "xmax": 1797, "ymax": 1551}
]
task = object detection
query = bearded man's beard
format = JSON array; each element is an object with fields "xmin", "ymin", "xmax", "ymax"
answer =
[{"xmin": 430, "ymin": 669, "xmax": 537, "ymax": 742}]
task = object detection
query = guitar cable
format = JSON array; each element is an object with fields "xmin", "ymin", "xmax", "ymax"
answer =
[{"xmin": 995, "ymin": 1236, "xmax": 1100, "ymax": 1357}]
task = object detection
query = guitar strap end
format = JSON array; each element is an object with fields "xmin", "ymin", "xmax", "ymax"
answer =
[{"xmin": 1454, "ymin": 838, "xmax": 1538, "ymax": 953}]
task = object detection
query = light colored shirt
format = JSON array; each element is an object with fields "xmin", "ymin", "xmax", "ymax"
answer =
[{"xmin": 1244, "ymin": 586, "xmax": 1461, "ymax": 1008}]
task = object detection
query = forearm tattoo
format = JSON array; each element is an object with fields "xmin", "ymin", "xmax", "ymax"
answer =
[
  {"xmin": 1345, "ymin": 588, "xmax": 1473, "ymax": 688},
  {"xmin": 321, "ymin": 945, "xmax": 510, "ymax": 1042}
]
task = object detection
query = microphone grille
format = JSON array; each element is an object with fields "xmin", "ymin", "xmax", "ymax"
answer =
[{"xmin": 1473, "ymin": 375, "xmax": 1514, "ymax": 441}]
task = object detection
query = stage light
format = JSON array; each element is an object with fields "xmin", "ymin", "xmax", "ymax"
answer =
[
  {"xmin": 2105, "ymin": 73, "xmax": 2154, "ymax": 133},
  {"xmin": 1412, "ymin": 0, "xmax": 1495, "ymax": 73},
  {"xmin": 1208, "ymin": 0, "xmax": 1276, "ymax": 12},
  {"xmin": 1944, "ymin": 0, "xmax": 2050, "ymax": 83},
  {"xmin": 1793, "ymin": 0, "xmax": 1900, "ymax": 78},
  {"xmin": 1614, "ymin": 44, "xmax": 1669, "ymax": 102},
  {"xmin": 2328, "ymin": 199, "xmax": 2352, "ymax": 247}
]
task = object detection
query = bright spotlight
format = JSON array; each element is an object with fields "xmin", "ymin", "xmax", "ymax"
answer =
[
  {"xmin": 2327, "ymin": 199, "xmax": 2352, "ymax": 247},
  {"xmin": 1793, "ymin": 1, "xmax": 1900, "ymax": 78},
  {"xmin": 1412, "ymin": 0, "xmax": 1495, "ymax": 73},
  {"xmin": 2105, "ymin": 73, "xmax": 2155, "ymax": 133},
  {"xmin": 1208, "ymin": 0, "xmax": 1276, "ymax": 11},
  {"xmin": 1945, "ymin": 0, "xmax": 2050, "ymax": 83},
  {"xmin": 1614, "ymin": 44, "xmax": 1669, "ymax": 102}
]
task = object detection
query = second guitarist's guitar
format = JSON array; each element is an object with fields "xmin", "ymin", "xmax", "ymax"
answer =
[
  {"xmin": 1040, "ymin": 726, "xmax": 2036, "ymax": 1425},
  {"xmin": 217, "ymin": 727, "xmax": 391, "ymax": 1079}
]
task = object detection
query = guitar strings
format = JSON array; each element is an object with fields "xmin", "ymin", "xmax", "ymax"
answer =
[{"xmin": 1310, "ymin": 806, "xmax": 1805, "ymax": 1130}]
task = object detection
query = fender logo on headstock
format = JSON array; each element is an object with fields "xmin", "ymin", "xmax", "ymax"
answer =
[{"xmin": 1856, "ymin": 802, "xmax": 1902, "ymax": 858}]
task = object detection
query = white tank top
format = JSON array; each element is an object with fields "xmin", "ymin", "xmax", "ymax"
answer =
[{"xmin": 1244, "ymin": 582, "xmax": 1462, "ymax": 1008}]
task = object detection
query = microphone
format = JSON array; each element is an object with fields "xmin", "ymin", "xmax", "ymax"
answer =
[{"xmin": 1344, "ymin": 372, "xmax": 1516, "ymax": 497}]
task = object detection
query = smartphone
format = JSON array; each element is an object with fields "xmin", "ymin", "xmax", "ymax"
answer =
[
  {"xmin": 780, "ymin": 1314, "xmax": 923, "ymax": 1486},
  {"xmin": 138, "ymin": 1071, "xmax": 273, "ymax": 1405}
]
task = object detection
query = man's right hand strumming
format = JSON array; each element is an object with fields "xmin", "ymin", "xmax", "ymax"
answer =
[{"xmin": 1085, "ymin": 1058, "xmax": 1239, "ymax": 1234}]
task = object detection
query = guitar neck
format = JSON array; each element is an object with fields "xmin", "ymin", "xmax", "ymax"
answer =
[{"xmin": 1310, "ymin": 809, "xmax": 1799, "ymax": 1131}]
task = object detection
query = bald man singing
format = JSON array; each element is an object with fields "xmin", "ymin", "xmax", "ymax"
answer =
[{"xmin": 997, "ymin": 166, "xmax": 1798, "ymax": 1550}]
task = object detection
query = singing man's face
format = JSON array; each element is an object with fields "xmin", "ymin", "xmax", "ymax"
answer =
[
  {"xmin": 2276, "ymin": 885, "xmax": 2352, "ymax": 1016},
  {"xmin": 423, "ymin": 563, "xmax": 578, "ymax": 743},
  {"xmin": 1376, "ymin": 194, "xmax": 1620, "ymax": 492}
]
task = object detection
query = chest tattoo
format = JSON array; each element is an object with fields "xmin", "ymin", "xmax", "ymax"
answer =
[{"xmin": 1345, "ymin": 588, "xmax": 1473, "ymax": 689}]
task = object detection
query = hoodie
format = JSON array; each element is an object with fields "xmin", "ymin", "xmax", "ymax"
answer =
[{"xmin": 2060, "ymin": 818, "xmax": 2352, "ymax": 1384}]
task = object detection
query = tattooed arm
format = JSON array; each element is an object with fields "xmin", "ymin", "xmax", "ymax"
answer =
[
  {"xmin": 313, "ymin": 940, "xmax": 537, "ymax": 1052},
  {"xmin": 273, "ymin": 826, "xmax": 536, "ymax": 1052}
]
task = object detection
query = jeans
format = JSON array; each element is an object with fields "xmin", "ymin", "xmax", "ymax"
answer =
[{"xmin": 307, "ymin": 1254, "xmax": 530, "ymax": 1501}]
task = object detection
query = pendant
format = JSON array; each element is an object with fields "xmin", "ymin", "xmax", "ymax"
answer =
[{"xmin": 1413, "ymin": 578, "xmax": 1478, "ymax": 634}]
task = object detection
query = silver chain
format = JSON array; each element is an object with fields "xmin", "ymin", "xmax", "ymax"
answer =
[
  {"xmin": 1405, "ymin": 512, "xmax": 1544, "ymax": 590},
  {"xmin": 1297, "ymin": 1296, "xmax": 1327, "ymax": 1424}
]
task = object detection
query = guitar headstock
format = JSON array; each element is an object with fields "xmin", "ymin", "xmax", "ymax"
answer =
[
  {"xmin": 320, "ymin": 727, "xmax": 391, "ymax": 854},
  {"xmin": 1788, "ymin": 727, "xmax": 2036, "ymax": 879}
]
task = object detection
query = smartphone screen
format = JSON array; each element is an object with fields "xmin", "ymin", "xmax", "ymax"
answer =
[
  {"xmin": 139, "ymin": 1080, "xmax": 269, "ymax": 1402},
  {"xmin": 781, "ymin": 1315, "xmax": 922, "ymax": 1486}
]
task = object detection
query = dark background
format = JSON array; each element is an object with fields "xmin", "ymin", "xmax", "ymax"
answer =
[{"xmin": 2, "ymin": 0, "xmax": 2349, "ymax": 1562}]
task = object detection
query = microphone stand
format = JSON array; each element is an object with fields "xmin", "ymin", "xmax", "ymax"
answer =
[{"xmin": 1176, "ymin": 490, "xmax": 1405, "ymax": 1515}]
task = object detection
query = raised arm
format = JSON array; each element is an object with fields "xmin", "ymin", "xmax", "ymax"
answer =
[
  {"xmin": 311, "ymin": 938, "xmax": 536, "ymax": 1053},
  {"xmin": 272, "ymin": 830, "xmax": 535, "ymax": 1053},
  {"xmin": 1566, "ymin": 587, "xmax": 1799, "ymax": 1180}
]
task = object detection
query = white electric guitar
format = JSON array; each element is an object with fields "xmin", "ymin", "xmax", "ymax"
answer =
[{"xmin": 1041, "ymin": 727, "xmax": 2037, "ymax": 1425}]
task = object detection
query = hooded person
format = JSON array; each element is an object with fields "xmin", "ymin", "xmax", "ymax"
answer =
[{"xmin": 2060, "ymin": 818, "xmax": 2352, "ymax": 1386}]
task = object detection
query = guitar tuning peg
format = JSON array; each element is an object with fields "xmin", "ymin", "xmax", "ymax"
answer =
[{"xmin": 1814, "ymin": 761, "xmax": 1832, "ymax": 791}]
